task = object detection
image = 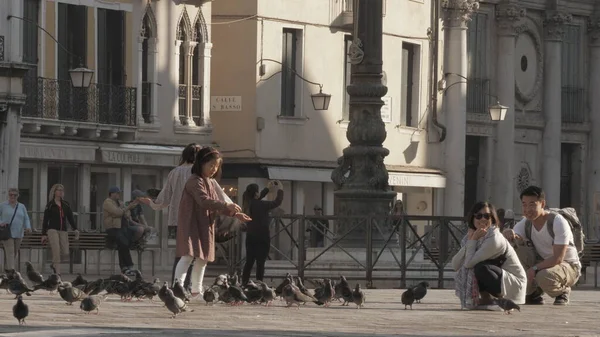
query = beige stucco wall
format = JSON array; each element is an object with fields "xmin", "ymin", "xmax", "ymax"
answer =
[{"xmin": 212, "ymin": 0, "xmax": 433, "ymax": 167}]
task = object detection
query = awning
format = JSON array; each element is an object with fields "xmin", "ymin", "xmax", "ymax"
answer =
[
  {"xmin": 267, "ymin": 166, "xmax": 446, "ymax": 188},
  {"xmin": 100, "ymin": 144, "xmax": 186, "ymax": 167}
]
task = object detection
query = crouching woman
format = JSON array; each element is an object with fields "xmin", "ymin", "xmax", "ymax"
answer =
[{"xmin": 452, "ymin": 201, "xmax": 527, "ymax": 309}]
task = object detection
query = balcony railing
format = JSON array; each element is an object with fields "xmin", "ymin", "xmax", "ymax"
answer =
[
  {"xmin": 141, "ymin": 81, "xmax": 152, "ymax": 124},
  {"xmin": 22, "ymin": 77, "xmax": 137, "ymax": 126},
  {"xmin": 562, "ymin": 86, "xmax": 586, "ymax": 123},
  {"xmin": 466, "ymin": 77, "xmax": 490, "ymax": 114}
]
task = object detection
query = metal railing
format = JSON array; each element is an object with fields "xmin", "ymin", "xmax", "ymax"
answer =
[
  {"xmin": 562, "ymin": 86, "xmax": 586, "ymax": 123},
  {"xmin": 466, "ymin": 77, "xmax": 490, "ymax": 114},
  {"xmin": 221, "ymin": 214, "xmax": 467, "ymax": 288},
  {"xmin": 22, "ymin": 77, "xmax": 137, "ymax": 126}
]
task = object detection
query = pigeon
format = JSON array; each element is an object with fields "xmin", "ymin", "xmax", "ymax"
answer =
[
  {"xmin": 412, "ymin": 281, "xmax": 429, "ymax": 303},
  {"xmin": 71, "ymin": 274, "xmax": 88, "ymax": 288},
  {"xmin": 58, "ymin": 282, "xmax": 87, "ymax": 305},
  {"xmin": 80, "ymin": 295, "xmax": 108, "ymax": 315},
  {"xmin": 313, "ymin": 278, "xmax": 335, "ymax": 307},
  {"xmin": 401, "ymin": 287, "xmax": 415, "ymax": 310},
  {"xmin": 495, "ymin": 298, "xmax": 521, "ymax": 314},
  {"xmin": 25, "ymin": 262, "xmax": 44, "ymax": 285},
  {"xmin": 336, "ymin": 276, "xmax": 354, "ymax": 306},
  {"xmin": 275, "ymin": 273, "xmax": 293, "ymax": 298},
  {"xmin": 82, "ymin": 279, "xmax": 106, "ymax": 296},
  {"xmin": 0, "ymin": 274, "xmax": 9, "ymax": 293},
  {"xmin": 33, "ymin": 265, "xmax": 61, "ymax": 294},
  {"xmin": 203, "ymin": 287, "xmax": 217, "ymax": 305},
  {"xmin": 259, "ymin": 283, "xmax": 276, "ymax": 306},
  {"xmin": 352, "ymin": 283, "xmax": 365, "ymax": 309},
  {"xmin": 282, "ymin": 276, "xmax": 314, "ymax": 309},
  {"xmin": 13, "ymin": 295, "xmax": 29, "ymax": 325},
  {"xmin": 227, "ymin": 280, "xmax": 249, "ymax": 305},
  {"xmin": 134, "ymin": 278, "xmax": 161, "ymax": 301},
  {"xmin": 171, "ymin": 279, "xmax": 191, "ymax": 303},
  {"xmin": 163, "ymin": 287, "xmax": 194, "ymax": 318},
  {"xmin": 8, "ymin": 278, "xmax": 34, "ymax": 298},
  {"xmin": 213, "ymin": 274, "xmax": 228, "ymax": 286},
  {"xmin": 295, "ymin": 277, "xmax": 317, "ymax": 302}
]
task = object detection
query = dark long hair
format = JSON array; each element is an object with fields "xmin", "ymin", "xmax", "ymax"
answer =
[
  {"xmin": 179, "ymin": 143, "xmax": 202, "ymax": 165},
  {"xmin": 242, "ymin": 184, "xmax": 259, "ymax": 215},
  {"xmin": 191, "ymin": 147, "xmax": 221, "ymax": 177},
  {"xmin": 466, "ymin": 201, "xmax": 500, "ymax": 230}
]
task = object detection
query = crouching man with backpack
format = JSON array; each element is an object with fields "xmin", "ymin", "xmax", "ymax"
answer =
[{"xmin": 503, "ymin": 186, "xmax": 583, "ymax": 306}]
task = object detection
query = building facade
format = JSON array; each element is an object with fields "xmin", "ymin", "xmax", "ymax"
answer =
[
  {"xmin": 436, "ymin": 0, "xmax": 599, "ymax": 238},
  {"xmin": 4, "ymin": 0, "xmax": 215, "ymax": 270},
  {"xmin": 212, "ymin": 0, "xmax": 445, "ymax": 221}
]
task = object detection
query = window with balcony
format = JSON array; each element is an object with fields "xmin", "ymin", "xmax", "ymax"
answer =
[
  {"xmin": 401, "ymin": 42, "xmax": 420, "ymax": 127},
  {"xmin": 342, "ymin": 35, "xmax": 352, "ymax": 121},
  {"xmin": 281, "ymin": 28, "xmax": 302, "ymax": 117},
  {"xmin": 177, "ymin": 17, "xmax": 188, "ymax": 125},
  {"xmin": 57, "ymin": 3, "xmax": 88, "ymax": 121},
  {"xmin": 466, "ymin": 12, "xmax": 489, "ymax": 114},
  {"xmin": 561, "ymin": 24, "xmax": 584, "ymax": 123}
]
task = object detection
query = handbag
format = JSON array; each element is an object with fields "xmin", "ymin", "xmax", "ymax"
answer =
[{"xmin": 0, "ymin": 204, "xmax": 19, "ymax": 241}]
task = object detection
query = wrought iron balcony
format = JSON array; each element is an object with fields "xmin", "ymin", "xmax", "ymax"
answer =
[
  {"xmin": 561, "ymin": 86, "xmax": 585, "ymax": 123},
  {"xmin": 22, "ymin": 77, "xmax": 137, "ymax": 126}
]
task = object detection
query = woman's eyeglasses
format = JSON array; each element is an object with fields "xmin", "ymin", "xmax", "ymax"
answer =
[{"xmin": 474, "ymin": 213, "xmax": 491, "ymax": 220}]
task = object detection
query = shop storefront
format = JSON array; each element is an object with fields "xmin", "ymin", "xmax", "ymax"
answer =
[{"xmin": 18, "ymin": 140, "xmax": 184, "ymax": 251}]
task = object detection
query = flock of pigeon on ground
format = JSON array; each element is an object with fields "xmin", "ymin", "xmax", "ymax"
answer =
[{"xmin": 0, "ymin": 262, "xmax": 520, "ymax": 325}]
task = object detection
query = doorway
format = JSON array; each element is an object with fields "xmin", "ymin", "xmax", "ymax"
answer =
[{"xmin": 464, "ymin": 136, "xmax": 482, "ymax": 215}]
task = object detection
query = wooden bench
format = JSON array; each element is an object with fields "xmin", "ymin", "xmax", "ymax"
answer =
[
  {"xmin": 580, "ymin": 243, "xmax": 600, "ymax": 288},
  {"xmin": 15, "ymin": 231, "xmax": 158, "ymax": 276}
]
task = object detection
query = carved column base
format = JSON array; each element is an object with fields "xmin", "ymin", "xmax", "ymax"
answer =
[{"xmin": 334, "ymin": 189, "xmax": 396, "ymax": 248}]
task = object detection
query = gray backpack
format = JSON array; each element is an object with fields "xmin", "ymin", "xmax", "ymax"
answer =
[{"xmin": 524, "ymin": 207, "xmax": 585, "ymax": 257}]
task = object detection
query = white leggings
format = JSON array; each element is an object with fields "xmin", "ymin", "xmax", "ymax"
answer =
[{"xmin": 174, "ymin": 255, "xmax": 207, "ymax": 294}]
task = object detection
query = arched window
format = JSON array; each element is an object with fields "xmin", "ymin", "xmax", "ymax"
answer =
[
  {"xmin": 176, "ymin": 9, "xmax": 191, "ymax": 125},
  {"xmin": 138, "ymin": 3, "xmax": 158, "ymax": 125}
]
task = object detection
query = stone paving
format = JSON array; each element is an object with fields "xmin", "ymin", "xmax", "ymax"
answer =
[{"xmin": 1, "ymin": 279, "xmax": 600, "ymax": 337}]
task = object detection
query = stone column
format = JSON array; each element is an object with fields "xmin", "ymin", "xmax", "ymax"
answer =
[
  {"xmin": 199, "ymin": 42, "xmax": 213, "ymax": 127},
  {"xmin": 136, "ymin": 36, "xmax": 145, "ymax": 126},
  {"xmin": 185, "ymin": 41, "xmax": 198, "ymax": 127},
  {"xmin": 149, "ymin": 38, "xmax": 160, "ymax": 126},
  {"xmin": 588, "ymin": 13, "xmax": 600, "ymax": 240},
  {"xmin": 440, "ymin": 0, "xmax": 479, "ymax": 216},
  {"xmin": 542, "ymin": 11, "xmax": 572, "ymax": 207},
  {"xmin": 492, "ymin": 2, "xmax": 525, "ymax": 210}
]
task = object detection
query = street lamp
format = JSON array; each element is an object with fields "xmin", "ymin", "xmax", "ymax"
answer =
[
  {"xmin": 440, "ymin": 73, "xmax": 509, "ymax": 121},
  {"xmin": 311, "ymin": 86, "xmax": 332, "ymax": 111},
  {"xmin": 69, "ymin": 67, "xmax": 95, "ymax": 88},
  {"xmin": 488, "ymin": 101, "xmax": 508, "ymax": 121},
  {"xmin": 7, "ymin": 15, "xmax": 94, "ymax": 88},
  {"xmin": 258, "ymin": 59, "xmax": 331, "ymax": 111}
]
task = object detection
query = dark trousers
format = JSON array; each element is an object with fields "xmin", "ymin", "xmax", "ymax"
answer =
[
  {"xmin": 474, "ymin": 261, "xmax": 503, "ymax": 297},
  {"xmin": 171, "ymin": 256, "xmax": 193, "ymax": 290},
  {"xmin": 242, "ymin": 236, "xmax": 270, "ymax": 285},
  {"xmin": 106, "ymin": 228, "xmax": 133, "ymax": 271}
]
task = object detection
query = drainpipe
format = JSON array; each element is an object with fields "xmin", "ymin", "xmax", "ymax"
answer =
[{"xmin": 430, "ymin": 0, "xmax": 446, "ymax": 142}]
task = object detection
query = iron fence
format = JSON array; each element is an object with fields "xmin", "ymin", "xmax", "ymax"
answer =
[
  {"xmin": 22, "ymin": 77, "xmax": 137, "ymax": 126},
  {"xmin": 220, "ymin": 214, "xmax": 468, "ymax": 288}
]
